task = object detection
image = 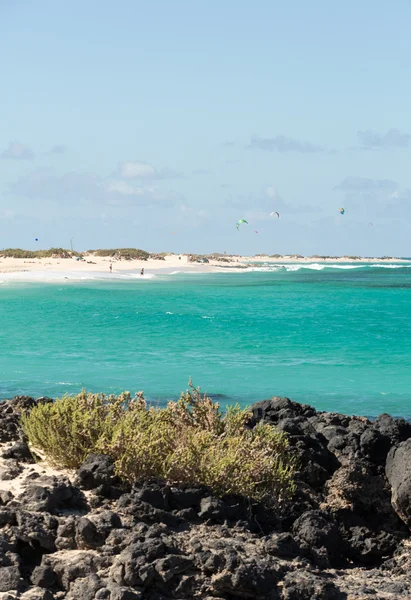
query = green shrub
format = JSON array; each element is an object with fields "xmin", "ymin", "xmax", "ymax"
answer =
[
  {"xmin": 21, "ymin": 384, "xmax": 295, "ymax": 505},
  {"xmin": 0, "ymin": 248, "xmax": 79, "ymax": 259},
  {"xmin": 90, "ymin": 248, "xmax": 149, "ymax": 260},
  {"xmin": 0, "ymin": 248, "xmax": 37, "ymax": 258}
]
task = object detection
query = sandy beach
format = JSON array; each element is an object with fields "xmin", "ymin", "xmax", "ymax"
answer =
[{"xmin": 0, "ymin": 253, "xmax": 410, "ymax": 281}]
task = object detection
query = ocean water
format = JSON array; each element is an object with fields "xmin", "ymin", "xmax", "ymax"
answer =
[{"xmin": 1, "ymin": 263, "xmax": 411, "ymax": 417}]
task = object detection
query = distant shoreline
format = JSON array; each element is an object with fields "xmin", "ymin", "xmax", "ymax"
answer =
[{"xmin": 0, "ymin": 252, "xmax": 410, "ymax": 281}]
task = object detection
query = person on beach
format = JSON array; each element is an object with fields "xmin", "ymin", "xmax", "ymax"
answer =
[
  {"xmin": 140, "ymin": 268, "xmax": 144, "ymax": 276},
  {"xmin": 109, "ymin": 263, "xmax": 112, "ymax": 273}
]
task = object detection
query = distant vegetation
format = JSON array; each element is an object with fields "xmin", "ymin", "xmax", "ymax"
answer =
[
  {"xmin": 89, "ymin": 248, "xmax": 150, "ymax": 261},
  {"xmin": 0, "ymin": 248, "xmax": 80, "ymax": 259},
  {"xmin": 21, "ymin": 383, "xmax": 295, "ymax": 505}
]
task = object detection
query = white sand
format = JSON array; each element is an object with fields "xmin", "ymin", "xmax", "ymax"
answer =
[
  {"xmin": 0, "ymin": 253, "xmax": 409, "ymax": 282},
  {"xmin": 0, "ymin": 441, "xmax": 75, "ymax": 498}
]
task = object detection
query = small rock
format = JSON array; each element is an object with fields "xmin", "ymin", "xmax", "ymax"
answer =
[
  {"xmin": 0, "ymin": 492, "xmax": 13, "ymax": 506},
  {"xmin": 154, "ymin": 554, "xmax": 193, "ymax": 582},
  {"xmin": 386, "ymin": 439, "xmax": 411, "ymax": 528},
  {"xmin": 66, "ymin": 575, "xmax": 103, "ymax": 600},
  {"xmin": 20, "ymin": 588, "xmax": 54, "ymax": 600},
  {"xmin": 2, "ymin": 441, "xmax": 34, "ymax": 463},
  {"xmin": 0, "ymin": 566, "xmax": 24, "ymax": 593},
  {"xmin": 74, "ymin": 454, "xmax": 118, "ymax": 490},
  {"xmin": 31, "ymin": 566, "xmax": 57, "ymax": 588},
  {"xmin": 0, "ymin": 461, "xmax": 23, "ymax": 481},
  {"xmin": 292, "ymin": 510, "xmax": 342, "ymax": 567},
  {"xmin": 282, "ymin": 571, "xmax": 345, "ymax": 599}
]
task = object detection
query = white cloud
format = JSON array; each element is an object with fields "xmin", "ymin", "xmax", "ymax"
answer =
[
  {"xmin": 8, "ymin": 167, "xmax": 181, "ymax": 209},
  {"xmin": 357, "ymin": 129, "xmax": 411, "ymax": 148},
  {"xmin": 265, "ymin": 185, "xmax": 280, "ymax": 199},
  {"xmin": 49, "ymin": 144, "xmax": 68, "ymax": 155},
  {"xmin": 0, "ymin": 209, "xmax": 14, "ymax": 219},
  {"xmin": 334, "ymin": 177, "xmax": 398, "ymax": 194},
  {"xmin": 248, "ymin": 135, "xmax": 324, "ymax": 153},
  {"xmin": 117, "ymin": 161, "xmax": 157, "ymax": 179},
  {"xmin": 2, "ymin": 141, "xmax": 34, "ymax": 160},
  {"xmin": 116, "ymin": 161, "xmax": 182, "ymax": 180}
]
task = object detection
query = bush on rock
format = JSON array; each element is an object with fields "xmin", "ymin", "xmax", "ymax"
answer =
[{"xmin": 21, "ymin": 383, "xmax": 295, "ymax": 505}]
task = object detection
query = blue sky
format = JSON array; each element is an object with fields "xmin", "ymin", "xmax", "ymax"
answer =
[{"xmin": 1, "ymin": 0, "xmax": 411, "ymax": 255}]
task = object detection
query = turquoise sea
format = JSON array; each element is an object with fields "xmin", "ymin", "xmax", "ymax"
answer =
[{"xmin": 1, "ymin": 263, "xmax": 411, "ymax": 417}]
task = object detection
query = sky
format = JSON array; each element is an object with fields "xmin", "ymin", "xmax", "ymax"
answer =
[{"xmin": 1, "ymin": 0, "xmax": 411, "ymax": 256}]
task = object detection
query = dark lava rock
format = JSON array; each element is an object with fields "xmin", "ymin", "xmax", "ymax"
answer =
[
  {"xmin": 281, "ymin": 571, "xmax": 346, "ymax": 600},
  {"xmin": 2, "ymin": 441, "xmax": 35, "ymax": 463},
  {"xmin": 292, "ymin": 510, "xmax": 343, "ymax": 567},
  {"xmin": 110, "ymin": 539, "xmax": 166, "ymax": 586},
  {"xmin": 76, "ymin": 517, "xmax": 106, "ymax": 549},
  {"xmin": 169, "ymin": 486, "xmax": 205, "ymax": 510},
  {"xmin": 76, "ymin": 510, "xmax": 121, "ymax": 549},
  {"xmin": 66, "ymin": 574, "xmax": 104, "ymax": 600},
  {"xmin": 55, "ymin": 517, "xmax": 76, "ymax": 551},
  {"xmin": 42, "ymin": 551, "xmax": 103, "ymax": 591},
  {"xmin": 103, "ymin": 585, "xmax": 143, "ymax": 600},
  {"xmin": 0, "ymin": 565, "xmax": 25, "ymax": 592},
  {"xmin": 15, "ymin": 510, "xmax": 58, "ymax": 552},
  {"xmin": 198, "ymin": 496, "xmax": 243, "ymax": 521},
  {"xmin": 375, "ymin": 413, "xmax": 411, "ymax": 447},
  {"xmin": 17, "ymin": 476, "xmax": 86, "ymax": 513},
  {"xmin": 21, "ymin": 588, "xmax": 55, "ymax": 600},
  {"xmin": 9, "ymin": 396, "xmax": 36, "ymax": 410},
  {"xmin": 0, "ymin": 460, "xmax": 23, "ymax": 480},
  {"xmin": 75, "ymin": 453, "xmax": 119, "ymax": 490},
  {"xmin": 154, "ymin": 554, "xmax": 194, "ymax": 582},
  {"xmin": 132, "ymin": 482, "xmax": 169, "ymax": 510},
  {"xmin": 0, "ymin": 491, "xmax": 13, "ymax": 506},
  {"xmin": 264, "ymin": 532, "xmax": 301, "ymax": 558},
  {"xmin": 211, "ymin": 559, "xmax": 281, "ymax": 600},
  {"xmin": 386, "ymin": 438, "xmax": 411, "ymax": 528},
  {"xmin": 36, "ymin": 397, "xmax": 54, "ymax": 405},
  {"xmin": 31, "ymin": 565, "xmax": 57, "ymax": 588}
]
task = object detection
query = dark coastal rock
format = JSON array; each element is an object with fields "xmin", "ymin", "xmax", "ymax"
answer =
[
  {"xmin": 2, "ymin": 394, "xmax": 411, "ymax": 599},
  {"xmin": 386, "ymin": 438, "xmax": 411, "ymax": 528},
  {"xmin": 375, "ymin": 413, "xmax": 411, "ymax": 446},
  {"xmin": 9, "ymin": 396, "xmax": 36, "ymax": 411},
  {"xmin": 41, "ymin": 550, "xmax": 103, "ymax": 591},
  {"xmin": 35, "ymin": 397, "xmax": 54, "ymax": 405},
  {"xmin": 211, "ymin": 559, "xmax": 281, "ymax": 599},
  {"xmin": 154, "ymin": 554, "xmax": 194, "ymax": 582},
  {"xmin": 16, "ymin": 476, "xmax": 86, "ymax": 513},
  {"xmin": 21, "ymin": 587, "xmax": 55, "ymax": 600},
  {"xmin": 76, "ymin": 511, "xmax": 122, "ymax": 549},
  {"xmin": 15, "ymin": 510, "xmax": 58, "ymax": 552},
  {"xmin": 2, "ymin": 441, "xmax": 35, "ymax": 463},
  {"xmin": 281, "ymin": 571, "xmax": 345, "ymax": 600},
  {"xmin": 55, "ymin": 517, "xmax": 77, "ymax": 551},
  {"xmin": 0, "ymin": 566, "xmax": 25, "ymax": 593},
  {"xmin": 264, "ymin": 532, "xmax": 300, "ymax": 558},
  {"xmin": 74, "ymin": 453, "xmax": 119, "ymax": 491},
  {"xmin": 0, "ymin": 460, "xmax": 23, "ymax": 481},
  {"xmin": 132, "ymin": 482, "xmax": 169, "ymax": 510},
  {"xmin": 0, "ymin": 491, "xmax": 14, "ymax": 506},
  {"xmin": 292, "ymin": 510, "xmax": 343, "ymax": 567},
  {"xmin": 65, "ymin": 574, "xmax": 104, "ymax": 600},
  {"xmin": 31, "ymin": 565, "xmax": 57, "ymax": 588}
]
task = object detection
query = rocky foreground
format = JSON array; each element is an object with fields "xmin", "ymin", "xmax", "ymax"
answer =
[{"xmin": 0, "ymin": 397, "xmax": 411, "ymax": 599}]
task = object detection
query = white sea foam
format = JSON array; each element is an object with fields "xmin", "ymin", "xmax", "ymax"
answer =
[
  {"xmin": 248, "ymin": 263, "xmax": 411, "ymax": 273},
  {"xmin": 0, "ymin": 270, "xmax": 156, "ymax": 282}
]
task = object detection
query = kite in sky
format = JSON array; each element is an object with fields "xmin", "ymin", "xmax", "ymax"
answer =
[{"xmin": 236, "ymin": 219, "xmax": 248, "ymax": 231}]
